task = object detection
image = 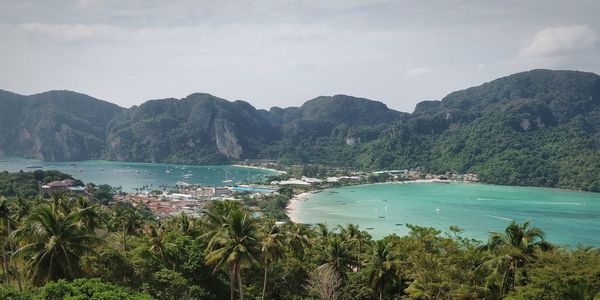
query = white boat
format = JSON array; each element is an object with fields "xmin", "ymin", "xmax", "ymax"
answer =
[
  {"xmin": 222, "ymin": 170, "xmax": 233, "ymax": 183},
  {"xmin": 26, "ymin": 165, "xmax": 42, "ymax": 169},
  {"xmin": 184, "ymin": 174, "xmax": 193, "ymax": 179}
]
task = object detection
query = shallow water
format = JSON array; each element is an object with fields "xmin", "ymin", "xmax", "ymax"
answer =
[
  {"xmin": 291, "ymin": 182, "xmax": 600, "ymax": 246},
  {"xmin": 0, "ymin": 156, "xmax": 275, "ymax": 192}
]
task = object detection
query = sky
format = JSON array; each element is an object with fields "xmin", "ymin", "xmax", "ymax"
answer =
[{"xmin": 1, "ymin": 0, "xmax": 599, "ymax": 112}]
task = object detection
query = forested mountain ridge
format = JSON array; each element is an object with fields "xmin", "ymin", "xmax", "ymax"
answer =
[{"xmin": 1, "ymin": 69, "xmax": 600, "ymax": 190}]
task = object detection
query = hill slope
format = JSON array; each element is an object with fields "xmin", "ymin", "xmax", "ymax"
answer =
[{"xmin": 1, "ymin": 69, "xmax": 599, "ymax": 190}]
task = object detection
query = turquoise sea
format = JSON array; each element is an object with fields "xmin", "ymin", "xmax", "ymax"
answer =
[
  {"xmin": 291, "ymin": 182, "xmax": 600, "ymax": 247},
  {"xmin": 0, "ymin": 157, "xmax": 276, "ymax": 192}
]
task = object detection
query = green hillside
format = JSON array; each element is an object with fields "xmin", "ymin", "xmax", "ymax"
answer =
[{"xmin": 1, "ymin": 69, "xmax": 600, "ymax": 190}]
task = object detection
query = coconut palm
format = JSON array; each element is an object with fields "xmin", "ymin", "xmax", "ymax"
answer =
[
  {"xmin": 206, "ymin": 209, "xmax": 260, "ymax": 300},
  {"xmin": 285, "ymin": 223, "xmax": 311, "ymax": 258},
  {"xmin": 143, "ymin": 222, "xmax": 174, "ymax": 269},
  {"xmin": 0, "ymin": 196, "xmax": 22, "ymax": 290},
  {"xmin": 338, "ymin": 224, "xmax": 368, "ymax": 268},
  {"xmin": 0, "ymin": 196, "xmax": 11, "ymax": 285},
  {"xmin": 112, "ymin": 204, "xmax": 142, "ymax": 252},
  {"xmin": 367, "ymin": 240, "xmax": 399, "ymax": 300},
  {"xmin": 322, "ymin": 236, "xmax": 356, "ymax": 275},
  {"xmin": 74, "ymin": 196, "xmax": 102, "ymax": 233},
  {"xmin": 260, "ymin": 219, "xmax": 286, "ymax": 300},
  {"xmin": 12, "ymin": 205, "xmax": 98, "ymax": 285},
  {"xmin": 480, "ymin": 220, "xmax": 552, "ymax": 296}
]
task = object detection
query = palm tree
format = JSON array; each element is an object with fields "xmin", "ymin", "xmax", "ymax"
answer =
[
  {"xmin": 338, "ymin": 224, "xmax": 367, "ymax": 269},
  {"xmin": 368, "ymin": 240, "xmax": 399, "ymax": 300},
  {"xmin": 322, "ymin": 236, "xmax": 356, "ymax": 275},
  {"xmin": 12, "ymin": 205, "xmax": 98, "ymax": 285},
  {"xmin": 0, "ymin": 197, "xmax": 21, "ymax": 291},
  {"xmin": 74, "ymin": 196, "xmax": 102, "ymax": 233},
  {"xmin": 480, "ymin": 220, "xmax": 552, "ymax": 296},
  {"xmin": 285, "ymin": 223, "xmax": 311, "ymax": 258},
  {"xmin": 49, "ymin": 190, "xmax": 70, "ymax": 215},
  {"xmin": 206, "ymin": 209, "xmax": 260, "ymax": 300},
  {"xmin": 112, "ymin": 204, "xmax": 142, "ymax": 252},
  {"xmin": 143, "ymin": 222, "xmax": 174, "ymax": 269},
  {"xmin": 0, "ymin": 197, "xmax": 11, "ymax": 285},
  {"xmin": 316, "ymin": 223, "xmax": 331, "ymax": 245},
  {"xmin": 259, "ymin": 219, "xmax": 286, "ymax": 300}
]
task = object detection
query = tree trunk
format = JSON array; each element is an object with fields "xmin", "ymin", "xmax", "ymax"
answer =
[
  {"xmin": 379, "ymin": 288, "xmax": 383, "ymax": 300},
  {"xmin": 261, "ymin": 258, "xmax": 268, "ymax": 300},
  {"xmin": 0, "ymin": 252, "xmax": 6, "ymax": 284},
  {"xmin": 2, "ymin": 218, "xmax": 10, "ymax": 285},
  {"xmin": 229, "ymin": 265, "xmax": 235, "ymax": 300},
  {"xmin": 122, "ymin": 223, "xmax": 126, "ymax": 252},
  {"xmin": 7, "ymin": 220, "xmax": 21, "ymax": 291},
  {"xmin": 237, "ymin": 267, "xmax": 244, "ymax": 300}
]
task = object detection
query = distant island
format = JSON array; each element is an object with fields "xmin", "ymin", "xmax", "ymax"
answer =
[{"xmin": 1, "ymin": 69, "xmax": 600, "ymax": 192}]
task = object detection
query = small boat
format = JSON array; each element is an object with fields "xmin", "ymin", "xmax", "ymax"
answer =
[
  {"xmin": 26, "ymin": 165, "xmax": 42, "ymax": 169},
  {"xmin": 222, "ymin": 170, "xmax": 233, "ymax": 183},
  {"xmin": 366, "ymin": 227, "xmax": 374, "ymax": 230},
  {"xmin": 184, "ymin": 174, "xmax": 193, "ymax": 179},
  {"xmin": 395, "ymin": 223, "xmax": 403, "ymax": 226},
  {"xmin": 0, "ymin": 160, "xmax": 8, "ymax": 163},
  {"xmin": 378, "ymin": 216, "xmax": 386, "ymax": 219},
  {"xmin": 100, "ymin": 168, "xmax": 104, "ymax": 171}
]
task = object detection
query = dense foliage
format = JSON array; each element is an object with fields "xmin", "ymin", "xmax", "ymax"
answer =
[
  {"xmin": 2, "ymin": 69, "xmax": 600, "ymax": 191},
  {"xmin": 0, "ymin": 190, "xmax": 599, "ymax": 299},
  {"xmin": 0, "ymin": 170, "xmax": 82, "ymax": 198}
]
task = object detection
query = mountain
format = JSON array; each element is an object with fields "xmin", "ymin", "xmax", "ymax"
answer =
[
  {"xmin": 106, "ymin": 93, "xmax": 277, "ymax": 164},
  {"xmin": 1, "ymin": 69, "xmax": 600, "ymax": 191},
  {"xmin": 359, "ymin": 70, "xmax": 600, "ymax": 190},
  {"xmin": 0, "ymin": 90, "xmax": 123, "ymax": 160}
]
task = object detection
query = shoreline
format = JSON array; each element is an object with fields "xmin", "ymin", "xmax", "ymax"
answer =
[
  {"xmin": 286, "ymin": 191, "xmax": 313, "ymax": 223},
  {"xmin": 284, "ymin": 179, "xmax": 471, "ymax": 223},
  {"xmin": 232, "ymin": 164, "xmax": 286, "ymax": 175}
]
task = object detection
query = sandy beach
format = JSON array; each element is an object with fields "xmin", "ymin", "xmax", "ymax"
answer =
[
  {"xmin": 232, "ymin": 164, "xmax": 287, "ymax": 175},
  {"xmin": 286, "ymin": 192, "xmax": 313, "ymax": 223}
]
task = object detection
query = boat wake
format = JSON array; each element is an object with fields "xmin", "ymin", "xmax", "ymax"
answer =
[{"xmin": 484, "ymin": 215, "xmax": 513, "ymax": 221}]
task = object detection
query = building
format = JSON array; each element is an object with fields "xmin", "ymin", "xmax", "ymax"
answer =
[{"xmin": 41, "ymin": 179, "xmax": 86, "ymax": 195}]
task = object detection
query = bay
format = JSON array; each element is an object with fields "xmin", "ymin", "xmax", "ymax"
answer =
[
  {"xmin": 0, "ymin": 156, "xmax": 276, "ymax": 192},
  {"xmin": 290, "ymin": 182, "xmax": 600, "ymax": 246}
]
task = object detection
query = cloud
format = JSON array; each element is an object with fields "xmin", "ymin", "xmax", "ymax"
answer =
[
  {"xmin": 405, "ymin": 67, "xmax": 430, "ymax": 77},
  {"xmin": 520, "ymin": 25, "xmax": 599, "ymax": 58}
]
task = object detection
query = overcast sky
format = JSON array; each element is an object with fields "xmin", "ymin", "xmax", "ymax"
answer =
[{"xmin": 1, "ymin": 0, "xmax": 599, "ymax": 112}]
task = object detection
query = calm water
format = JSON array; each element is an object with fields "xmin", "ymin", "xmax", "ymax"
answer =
[
  {"xmin": 0, "ymin": 157, "xmax": 276, "ymax": 192},
  {"xmin": 291, "ymin": 182, "xmax": 600, "ymax": 246}
]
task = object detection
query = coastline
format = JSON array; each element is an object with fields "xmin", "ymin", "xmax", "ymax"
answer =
[
  {"xmin": 286, "ymin": 191, "xmax": 313, "ymax": 223},
  {"xmin": 284, "ymin": 179, "xmax": 471, "ymax": 223},
  {"xmin": 232, "ymin": 164, "xmax": 286, "ymax": 175}
]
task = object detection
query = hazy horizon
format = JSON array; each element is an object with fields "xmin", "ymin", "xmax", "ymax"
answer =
[{"xmin": 1, "ymin": 0, "xmax": 599, "ymax": 112}]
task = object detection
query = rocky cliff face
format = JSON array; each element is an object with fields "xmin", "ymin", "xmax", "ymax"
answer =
[{"xmin": 214, "ymin": 119, "xmax": 243, "ymax": 159}]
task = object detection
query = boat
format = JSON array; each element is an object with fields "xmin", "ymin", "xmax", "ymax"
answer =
[
  {"xmin": 395, "ymin": 223, "xmax": 403, "ymax": 226},
  {"xmin": 366, "ymin": 227, "xmax": 374, "ymax": 230},
  {"xmin": 26, "ymin": 165, "xmax": 42, "ymax": 169},
  {"xmin": 0, "ymin": 160, "xmax": 8, "ymax": 163},
  {"xmin": 184, "ymin": 174, "xmax": 193, "ymax": 179},
  {"xmin": 222, "ymin": 170, "xmax": 233, "ymax": 183},
  {"xmin": 378, "ymin": 216, "xmax": 386, "ymax": 219}
]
